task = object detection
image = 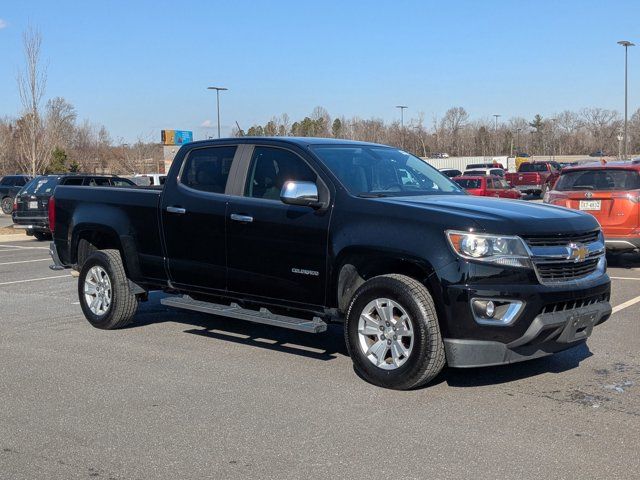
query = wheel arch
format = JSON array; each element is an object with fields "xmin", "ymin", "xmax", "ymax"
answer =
[{"xmin": 331, "ymin": 247, "xmax": 440, "ymax": 315}]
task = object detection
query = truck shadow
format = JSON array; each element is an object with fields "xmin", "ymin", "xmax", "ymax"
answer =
[
  {"xmin": 129, "ymin": 292, "xmax": 593, "ymax": 383},
  {"xmin": 443, "ymin": 342, "xmax": 593, "ymax": 388},
  {"xmin": 128, "ymin": 292, "xmax": 349, "ymax": 361}
]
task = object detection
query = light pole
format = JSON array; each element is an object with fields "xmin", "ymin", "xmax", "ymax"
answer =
[
  {"xmin": 396, "ymin": 105, "xmax": 408, "ymax": 128},
  {"xmin": 396, "ymin": 105, "xmax": 408, "ymax": 147},
  {"xmin": 516, "ymin": 128, "xmax": 522, "ymax": 155},
  {"xmin": 617, "ymin": 41, "xmax": 634, "ymax": 159},
  {"xmin": 493, "ymin": 114, "xmax": 501, "ymax": 155},
  {"xmin": 207, "ymin": 86, "xmax": 228, "ymax": 138}
]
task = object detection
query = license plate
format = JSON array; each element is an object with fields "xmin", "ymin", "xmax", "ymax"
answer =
[
  {"xmin": 28, "ymin": 201, "xmax": 38, "ymax": 209},
  {"xmin": 579, "ymin": 200, "xmax": 601, "ymax": 211}
]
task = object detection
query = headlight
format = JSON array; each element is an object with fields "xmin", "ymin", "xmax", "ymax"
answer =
[{"xmin": 446, "ymin": 230, "xmax": 532, "ymax": 268}]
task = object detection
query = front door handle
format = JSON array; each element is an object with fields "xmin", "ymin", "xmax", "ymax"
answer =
[
  {"xmin": 230, "ymin": 213, "xmax": 253, "ymax": 223},
  {"xmin": 166, "ymin": 206, "xmax": 186, "ymax": 214}
]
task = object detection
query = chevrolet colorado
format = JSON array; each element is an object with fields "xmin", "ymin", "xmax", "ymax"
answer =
[{"xmin": 49, "ymin": 138, "xmax": 612, "ymax": 389}]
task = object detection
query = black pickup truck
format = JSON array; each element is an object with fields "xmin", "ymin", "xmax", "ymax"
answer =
[{"xmin": 49, "ymin": 138, "xmax": 612, "ymax": 389}]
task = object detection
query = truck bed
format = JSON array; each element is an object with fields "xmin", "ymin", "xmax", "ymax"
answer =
[{"xmin": 53, "ymin": 185, "xmax": 167, "ymax": 283}]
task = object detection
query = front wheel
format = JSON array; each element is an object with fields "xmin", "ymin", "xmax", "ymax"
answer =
[
  {"xmin": 78, "ymin": 249, "xmax": 138, "ymax": 329},
  {"xmin": 1, "ymin": 197, "xmax": 13, "ymax": 214},
  {"xmin": 344, "ymin": 274, "xmax": 446, "ymax": 390}
]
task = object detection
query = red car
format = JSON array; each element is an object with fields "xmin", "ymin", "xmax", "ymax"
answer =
[
  {"xmin": 453, "ymin": 175, "xmax": 522, "ymax": 199},
  {"xmin": 544, "ymin": 161, "xmax": 640, "ymax": 252}
]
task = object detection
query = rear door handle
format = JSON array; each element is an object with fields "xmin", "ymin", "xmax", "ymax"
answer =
[
  {"xmin": 166, "ymin": 206, "xmax": 186, "ymax": 214},
  {"xmin": 230, "ymin": 213, "xmax": 253, "ymax": 223}
]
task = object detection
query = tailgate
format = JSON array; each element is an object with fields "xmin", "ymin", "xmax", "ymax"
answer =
[
  {"xmin": 14, "ymin": 193, "xmax": 50, "ymax": 218},
  {"xmin": 511, "ymin": 173, "xmax": 541, "ymax": 185},
  {"xmin": 565, "ymin": 191, "xmax": 638, "ymax": 235}
]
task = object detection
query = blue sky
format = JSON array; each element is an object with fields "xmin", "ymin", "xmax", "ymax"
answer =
[{"xmin": 1, "ymin": 0, "xmax": 638, "ymax": 142}]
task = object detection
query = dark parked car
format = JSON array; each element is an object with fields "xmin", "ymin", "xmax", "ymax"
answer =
[
  {"xmin": 49, "ymin": 138, "xmax": 611, "ymax": 390},
  {"xmin": 13, "ymin": 174, "xmax": 135, "ymax": 240},
  {"xmin": 0, "ymin": 175, "xmax": 32, "ymax": 214}
]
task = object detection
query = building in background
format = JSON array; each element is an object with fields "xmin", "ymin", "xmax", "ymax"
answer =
[{"xmin": 161, "ymin": 130, "xmax": 193, "ymax": 173}]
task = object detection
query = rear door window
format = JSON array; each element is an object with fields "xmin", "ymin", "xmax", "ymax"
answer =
[
  {"xmin": 555, "ymin": 169, "xmax": 640, "ymax": 191},
  {"xmin": 1, "ymin": 177, "xmax": 14, "ymax": 186},
  {"xmin": 61, "ymin": 178, "xmax": 84, "ymax": 186},
  {"xmin": 180, "ymin": 145, "xmax": 237, "ymax": 194}
]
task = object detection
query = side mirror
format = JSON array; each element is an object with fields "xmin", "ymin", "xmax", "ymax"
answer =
[{"xmin": 280, "ymin": 181, "xmax": 320, "ymax": 207}]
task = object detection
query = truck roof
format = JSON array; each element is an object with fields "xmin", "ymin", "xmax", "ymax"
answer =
[
  {"xmin": 561, "ymin": 161, "xmax": 640, "ymax": 172},
  {"xmin": 185, "ymin": 136, "xmax": 391, "ymax": 149}
]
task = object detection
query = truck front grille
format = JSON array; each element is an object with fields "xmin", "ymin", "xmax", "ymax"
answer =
[
  {"xmin": 541, "ymin": 292, "xmax": 610, "ymax": 314},
  {"xmin": 535, "ymin": 258, "xmax": 600, "ymax": 283},
  {"xmin": 522, "ymin": 230, "xmax": 600, "ymax": 247}
]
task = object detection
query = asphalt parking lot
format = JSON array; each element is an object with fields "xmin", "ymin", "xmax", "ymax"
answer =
[{"xmin": 1, "ymin": 235, "xmax": 639, "ymax": 479}]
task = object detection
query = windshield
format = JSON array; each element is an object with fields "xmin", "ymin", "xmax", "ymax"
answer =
[
  {"xmin": 311, "ymin": 146, "xmax": 464, "ymax": 197},
  {"xmin": 555, "ymin": 169, "xmax": 640, "ymax": 191},
  {"xmin": 454, "ymin": 178, "xmax": 482, "ymax": 189},
  {"xmin": 21, "ymin": 176, "xmax": 59, "ymax": 196}
]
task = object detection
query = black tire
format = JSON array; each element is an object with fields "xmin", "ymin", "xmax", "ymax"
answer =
[
  {"xmin": 78, "ymin": 249, "xmax": 138, "ymax": 329},
  {"xmin": 1, "ymin": 197, "xmax": 13, "ymax": 215},
  {"xmin": 33, "ymin": 231, "xmax": 52, "ymax": 241},
  {"xmin": 344, "ymin": 274, "xmax": 446, "ymax": 390}
]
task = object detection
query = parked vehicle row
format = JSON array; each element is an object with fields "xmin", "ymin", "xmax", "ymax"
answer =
[
  {"xmin": 48, "ymin": 137, "xmax": 611, "ymax": 390},
  {"xmin": 0, "ymin": 175, "xmax": 32, "ymax": 214},
  {"xmin": 11, "ymin": 174, "xmax": 135, "ymax": 240}
]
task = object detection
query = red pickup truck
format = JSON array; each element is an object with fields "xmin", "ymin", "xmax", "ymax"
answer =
[{"xmin": 505, "ymin": 161, "xmax": 562, "ymax": 196}]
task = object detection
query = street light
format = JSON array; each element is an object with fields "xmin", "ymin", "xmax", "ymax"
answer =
[
  {"xmin": 617, "ymin": 40, "xmax": 634, "ymax": 159},
  {"xmin": 207, "ymin": 86, "xmax": 228, "ymax": 138},
  {"xmin": 396, "ymin": 105, "xmax": 408, "ymax": 148},
  {"xmin": 493, "ymin": 114, "xmax": 501, "ymax": 155},
  {"xmin": 395, "ymin": 105, "xmax": 408, "ymax": 129}
]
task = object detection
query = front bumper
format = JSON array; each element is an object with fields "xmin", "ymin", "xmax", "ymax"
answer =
[
  {"xmin": 444, "ymin": 301, "xmax": 611, "ymax": 367},
  {"xmin": 514, "ymin": 184, "xmax": 542, "ymax": 193},
  {"xmin": 605, "ymin": 237, "xmax": 640, "ymax": 252}
]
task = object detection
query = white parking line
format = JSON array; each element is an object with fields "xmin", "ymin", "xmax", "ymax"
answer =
[
  {"xmin": 610, "ymin": 276, "xmax": 640, "ymax": 281},
  {"xmin": 0, "ymin": 244, "xmax": 49, "ymax": 250},
  {"xmin": 0, "ymin": 258, "xmax": 50, "ymax": 266},
  {"xmin": 0, "ymin": 274, "xmax": 71, "ymax": 286},
  {"xmin": 612, "ymin": 295, "xmax": 640, "ymax": 314}
]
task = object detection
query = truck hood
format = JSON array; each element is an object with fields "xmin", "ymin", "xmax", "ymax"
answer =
[{"xmin": 377, "ymin": 195, "xmax": 599, "ymax": 235}]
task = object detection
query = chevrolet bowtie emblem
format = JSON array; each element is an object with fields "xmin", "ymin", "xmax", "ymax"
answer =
[{"xmin": 567, "ymin": 242, "xmax": 589, "ymax": 263}]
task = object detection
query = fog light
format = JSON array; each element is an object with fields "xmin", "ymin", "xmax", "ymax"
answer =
[
  {"xmin": 485, "ymin": 301, "xmax": 495, "ymax": 318},
  {"xmin": 471, "ymin": 298, "xmax": 524, "ymax": 326}
]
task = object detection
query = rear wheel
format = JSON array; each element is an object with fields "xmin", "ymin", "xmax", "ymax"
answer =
[
  {"xmin": 78, "ymin": 249, "xmax": 138, "ymax": 329},
  {"xmin": 345, "ymin": 274, "xmax": 445, "ymax": 390},
  {"xmin": 1, "ymin": 197, "xmax": 12, "ymax": 214}
]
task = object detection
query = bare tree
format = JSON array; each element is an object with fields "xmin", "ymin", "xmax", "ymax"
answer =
[{"xmin": 17, "ymin": 25, "xmax": 50, "ymax": 176}]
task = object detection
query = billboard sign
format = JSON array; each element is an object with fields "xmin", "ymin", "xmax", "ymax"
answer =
[{"xmin": 161, "ymin": 130, "xmax": 193, "ymax": 146}]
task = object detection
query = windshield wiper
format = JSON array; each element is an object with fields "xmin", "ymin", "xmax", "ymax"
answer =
[
  {"xmin": 357, "ymin": 192, "xmax": 390, "ymax": 198},
  {"xmin": 571, "ymin": 185, "xmax": 595, "ymax": 190}
]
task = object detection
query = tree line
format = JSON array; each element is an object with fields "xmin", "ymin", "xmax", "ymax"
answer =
[
  {"xmin": 0, "ymin": 26, "xmax": 161, "ymax": 177},
  {"xmin": 239, "ymin": 105, "xmax": 640, "ymax": 159}
]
